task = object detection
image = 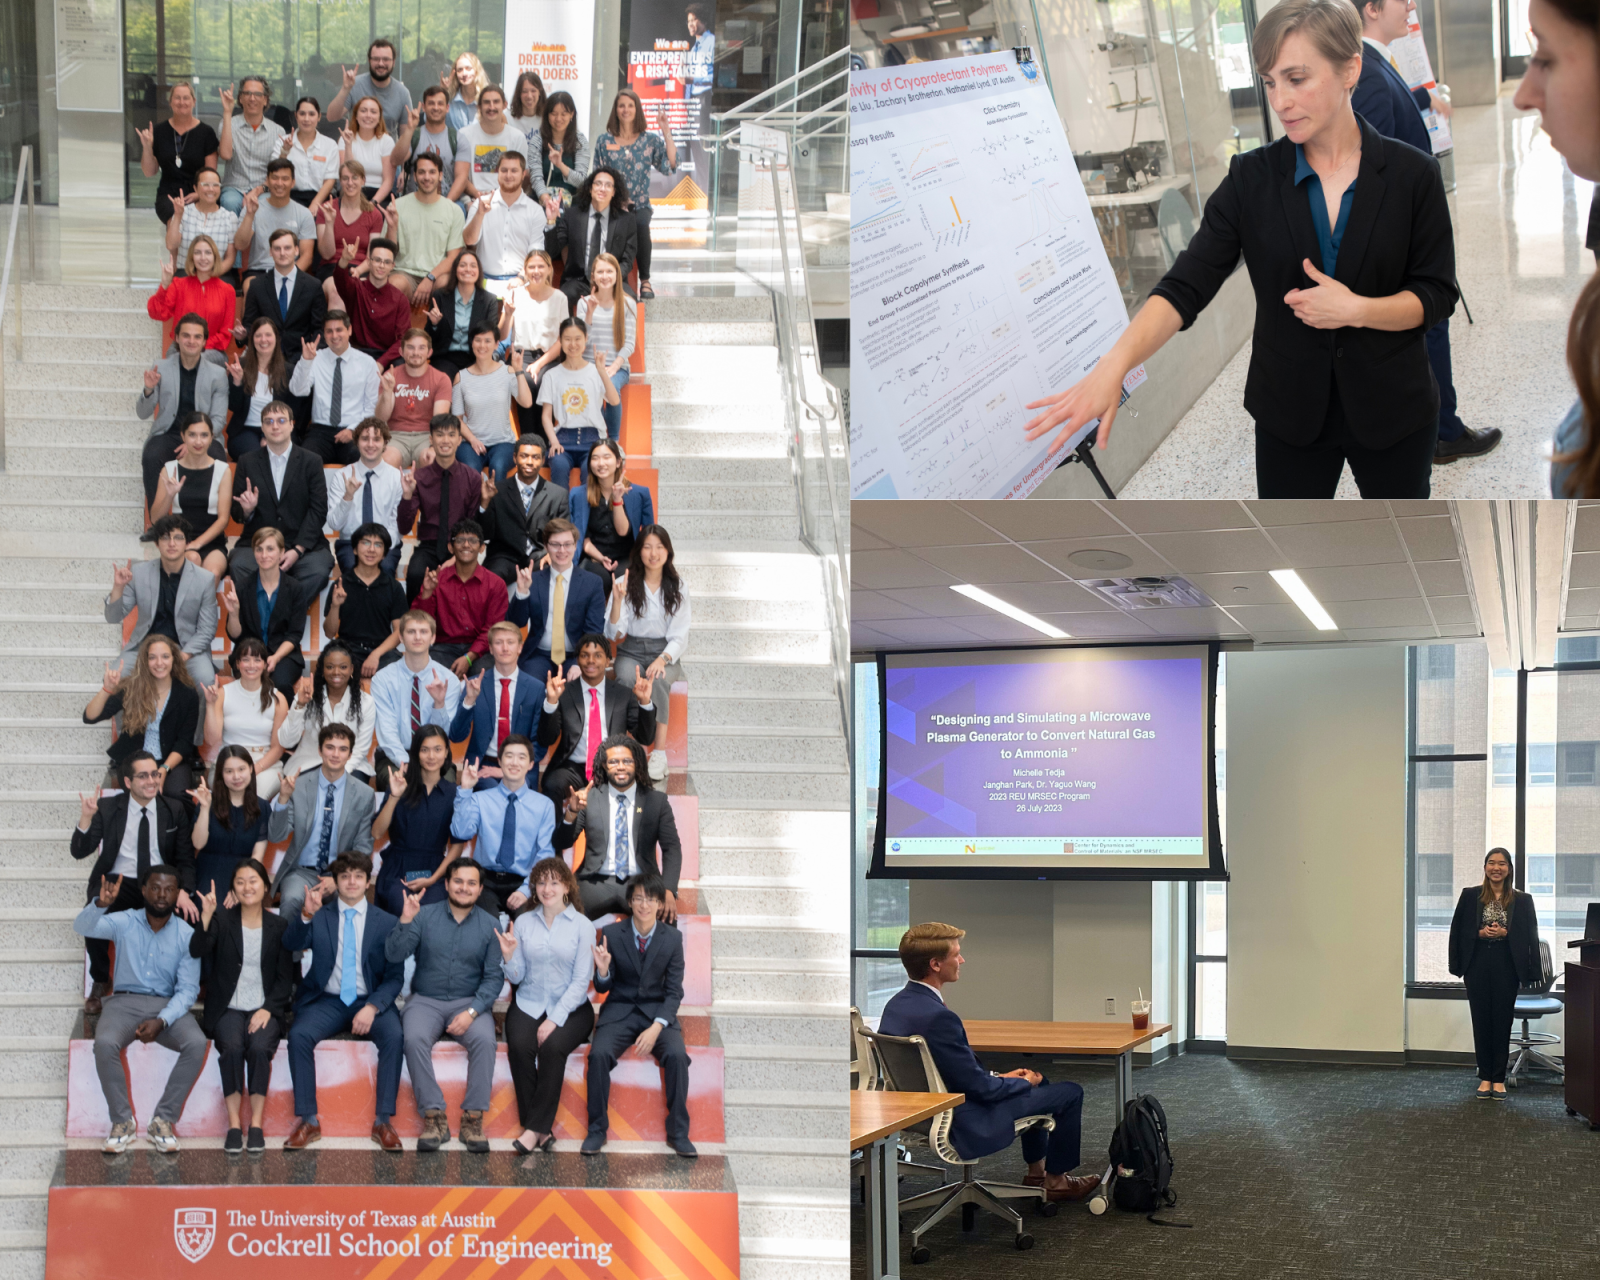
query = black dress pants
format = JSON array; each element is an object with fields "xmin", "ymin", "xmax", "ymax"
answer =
[
  {"xmin": 299, "ymin": 424, "xmax": 361, "ymax": 466},
  {"xmin": 1253, "ymin": 376, "xmax": 1437, "ymax": 498},
  {"xmin": 504, "ymin": 998, "xmax": 596, "ymax": 1132},
  {"xmin": 213, "ymin": 1007, "xmax": 282, "ymax": 1096},
  {"xmin": 1465, "ymin": 942, "xmax": 1521, "ymax": 1083},
  {"xmin": 585, "ymin": 1009, "xmax": 691, "ymax": 1143}
]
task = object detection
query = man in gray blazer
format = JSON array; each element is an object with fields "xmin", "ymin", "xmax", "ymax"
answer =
[
  {"xmin": 105, "ymin": 515, "xmax": 218, "ymax": 693},
  {"xmin": 268, "ymin": 723, "xmax": 375, "ymax": 917},
  {"xmin": 135, "ymin": 315, "xmax": 230, "ymax": 506}
]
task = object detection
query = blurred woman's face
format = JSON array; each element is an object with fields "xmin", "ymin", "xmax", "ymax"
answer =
[
  {"xmin": 560, "ymin": 327, "xmax": 586, "ymax": 359},
  {"xmin": 233, "ymin": 866, "xmax": 267, "ymax": 906},
  {"xmin": 191, "ymin": 240, "xmax": 215, "ymax": 275},
  {"xmin": 236, "ymin": 649, "xmax": 266, "ymax": 680},
  {"xmin": 524, "ymin": 254, "xmax": 550, "ymax": 287},
  {"xmin": 549, "ymin": 103, "xmax": 573, "ymax": 135},
  {"xmin": 357, "ymin": 100, "xmax": 381, "ymax": 134},
  {"xmin": 535, "ymin": 872, "xmax": 566, "ymax": 908},
  {"xmin": 254, "ymin": 324, "xmax": 277, "ymax": 357},
  {"xmin": 221, "ymin": 756, "xmax": 254, "ymax": 794},
  {"xmin": 182, "ymin": 422, "xmax": 213, "ymax": 454},
  {"xmin": 472, "ymin": 330, "xmax": 496, "ymax": 361},
  {"xmin": 196, "ymin": 173, "xmax": 221, "ymax": 204},
  {"xmin": 456, "ymin": 254, "xmax": 480, "ymax": 285},
  {"xmin": 590, "ymin": 173, "xmax": 615, "ymax": 208},
  {"xmin": 639, "ymin": 533, "xmax": 668, "ymax": 571},
  {"xmin": 1260, "ymin": 31, "xmax": 1361, "ymax": 149},
  {"xmin": 145, "ymin": 642, "xmax": 174, "ymax": 681},
  {"xmin": 589, "ymin": 445, "xmax": 618, "ymax": 480},
  {"xmin": 1514, "ymin": 0, "xmax": 1600, "ymax": 180},
  {"xmin": 171, "ymin": 86, "xmax": 195, "ymax": 116},
  {"xmin": 298, "ymin": 102, "xmax": 319, "ymax": 132},
  {"xmin": 592, "ymin": 259, "xmax": 617, "ymax": 292},
  {"xmin": 419, "ymin": 736, "xmax": 449, "ymax": 774},
  {"xmin": 256, "ymin": 538, "xmax": 284, "ymax": 572}
]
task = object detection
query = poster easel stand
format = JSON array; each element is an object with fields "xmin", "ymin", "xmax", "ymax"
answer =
[{"xmin": 1059, "ymin": 440, "xmax": 1118, "ymax": 499}]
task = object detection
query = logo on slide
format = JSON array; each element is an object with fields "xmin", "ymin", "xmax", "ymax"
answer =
[
  {"xmin": 1063, "ymin": 842, "xmax": 1074, "ymax": 853},
  {"xmin": 890, "ymin": 842, "xmax": 901, "ymax": 851},
  {"xmin": 174, "ymin": 1208, "xmax": 216, "ymax": 1263},
  {"xmin": 964, "ymin": 844, "xmax": 976, "ymax": 854}
]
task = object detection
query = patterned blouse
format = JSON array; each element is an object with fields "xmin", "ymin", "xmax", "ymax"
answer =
[{"xmin": 594, "ymin": 132, "xmax": 673, "ymax": 209}]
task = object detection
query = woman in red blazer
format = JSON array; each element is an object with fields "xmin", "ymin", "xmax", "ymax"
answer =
[{"xmin": 148, "ymin": 234, "xmax": 236, "ymax": 357}]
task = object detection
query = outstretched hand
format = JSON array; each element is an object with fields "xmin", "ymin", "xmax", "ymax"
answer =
[{"xmin": 1022, "ymin": 359, "xmax": 1126, "ymax": 455}]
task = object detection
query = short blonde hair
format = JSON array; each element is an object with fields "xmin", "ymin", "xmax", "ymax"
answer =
[
  {"xmin": 899, "ymin": 922, "xmax": 965, "ymax": 980},
  {"xmin": 1252, "ymin": 0, "xmax": 1362, "ymax": 74}
]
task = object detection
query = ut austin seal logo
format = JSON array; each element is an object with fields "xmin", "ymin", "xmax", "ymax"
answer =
[{"xmin": 174, "ymin": 1208, "xmax": 216, "ymax": 1263}]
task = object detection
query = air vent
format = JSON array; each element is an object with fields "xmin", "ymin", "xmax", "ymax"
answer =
[{"xmin": 1079, "ymin": 576, "xmax": 1214, "ymax": 611}]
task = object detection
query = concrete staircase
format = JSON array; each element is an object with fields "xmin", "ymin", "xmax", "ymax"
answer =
[
  {"xmin": 646, "ymin": 297, "xmax": 850, "ymax": 1280},
  {"xmin": 0, "ymin": 282, "xmax": 156, "ymax": 1280}
]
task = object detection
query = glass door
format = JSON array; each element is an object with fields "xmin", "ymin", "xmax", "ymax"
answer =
[
  {"xmin": 0, "ymin": 0, "xmax": 42, "ymax": 204},
  {"xmin": 1502, "ymin": 0, "xmax": 1531, "ymax": 80}
]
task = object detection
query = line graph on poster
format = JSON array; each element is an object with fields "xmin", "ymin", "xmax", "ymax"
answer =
[
  {"xmin": 894, "ymin": 136, "xmax": 965, "ymax": 192},
  {"xmin": 1012, "ymin": 176, "xmax": 1079, "ymax": 251},
  {"xmin": 851, "ymin": 156, "xmax": 909, "ymax": 241}
]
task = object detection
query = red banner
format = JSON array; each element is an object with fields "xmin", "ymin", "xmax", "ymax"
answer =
[{"xmin": 47, "ymin": 1184, "xmax": 740, "ymax": 1278}]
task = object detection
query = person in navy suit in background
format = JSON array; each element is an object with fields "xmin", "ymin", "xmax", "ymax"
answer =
[
  {"xmin": 1350, "ymin": 0, "xmax": 1501, "ymax": 465},
  {"xmin": 448, "ymin": 621, "xmax": 544, "ymax": 773},
  {"xmin": 506, "ymin": 518, "xmax": 606, "ymax": 681},
  {"xmin": 877, "ymin": 923, "xmax": 1100, "ymax": 1202}
]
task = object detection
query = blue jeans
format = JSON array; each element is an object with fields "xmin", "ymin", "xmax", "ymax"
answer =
[
  {"xmin": 334, "ymin": 538, "xmax": 402, "ymax": 577},
  {"xmin": 454, "ymin": 440, "xmax": 516, "ymax": 480},
  {"xmin": 548, "ymin": 426, "xmax": 601, "ymax": 490},
  {"xmin": 287, "ymin": 992, "xmax": 404, "ymax": 1122},
  {"xmin": 219, "ymin": 186, "xmax": 246, "ymax": 214},
  {"xmin": 603, "ymin": 365, "xmax": 629, "ymax": 442}
]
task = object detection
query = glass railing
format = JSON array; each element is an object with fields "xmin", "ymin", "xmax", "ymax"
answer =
[{"xmin": 0, "ymin": 146, "xmax": 38, "ymax": 474}]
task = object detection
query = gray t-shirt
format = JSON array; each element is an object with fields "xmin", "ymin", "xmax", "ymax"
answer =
[
  {"xmin": 451, "ymin": 363, "xmax": 520, "ymax": 448},
  {"xmin": 347, "ymin": 73, "xmax": 413, "ymax": 134},
  {"xmin": 247, "ymin": 198, "xmax": 317, "ymax": 271}
]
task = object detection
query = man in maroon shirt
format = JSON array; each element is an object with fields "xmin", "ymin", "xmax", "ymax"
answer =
[
  {"xmin": 413, "ymin": 518, "xmax": 507, "ymax": 678},
  {"xmin": 395, "ymin": 414, "xmax": 485, "ymax": 602},
  {"xmin": 325, "ymin": 236, "xmax": 412, "ymax": 368},
  {"xmin": 377, "ymin": 329, "xmax": 454, "ymax": 468}
]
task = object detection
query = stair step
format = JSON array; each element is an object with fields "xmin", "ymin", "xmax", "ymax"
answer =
[
  {"xmin": 1, "ymin": 444, "xmax": 143, "ymax": 477},
  {"xmin": 0, "ymin": 685, "xmax": 101, "ymax": 718},
  {"xmin": 0, "ymin": 618, "xmax": 120, "ymax": 647},
  {"xmin": 0, "ymin": 504, "xmax": 144, "ymax": 534},
  {"xmin": 648, "ymin": 322, "xmax": 777, "ymax": 346},
  {"xmin": 652, "ymin": 428, "xmax": 786, "ymax": 458}
]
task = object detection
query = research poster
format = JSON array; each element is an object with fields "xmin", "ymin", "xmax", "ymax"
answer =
[
  {"xmin": 849, "ymin": 53, "xmax": 1144, "ymax": 501},
  {"xmin": 1391, "ymin": 2, "xmax": 1453, "ymax": 155}
]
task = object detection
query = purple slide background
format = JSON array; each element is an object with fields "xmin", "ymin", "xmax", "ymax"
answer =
[{"xmin": 885, "ymin": 657, "xmax": 1204, "ymax": 838}]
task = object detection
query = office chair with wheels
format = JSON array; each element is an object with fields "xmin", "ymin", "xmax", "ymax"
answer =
[
  {"xmin": 862, "ymin": 1027, "xmax": 1052, "ymax": 1261},
  {"xmin": 1508, "ymin": 939, "xmax": 1564, "ymax": 1087}
]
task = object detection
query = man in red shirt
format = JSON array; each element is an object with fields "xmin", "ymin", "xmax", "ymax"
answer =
[
  {"xmin": 325, "ymin": 236, "xmax": 412, "ymax": 368},
  {"xmin": 413, "ymin": 517, "xmax": 506, "ymax": 679},
  {"xmin": 376, "ymin": 329, "xmax": 453, "ymax": 467}
]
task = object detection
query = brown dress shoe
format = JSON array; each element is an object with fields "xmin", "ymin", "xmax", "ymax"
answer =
[
  {"xmin": 1021, "ymin": 1173, "xmax": 1045, "ymax": 1187},
  {"xmin": 1045, "ymin": 1173, "xmax": 1103, "ymax": 1203},
  {"xmin": 284, "ymin": 1120, "xmax": 322, "ymax": 1150},
  {"xmin": 370, "ymin": 1120, "xmax": 403, "ymax": 1152},
  {"xmin": 459, "ymin": 1109, "xmax": 489, "ymax": 1153}
]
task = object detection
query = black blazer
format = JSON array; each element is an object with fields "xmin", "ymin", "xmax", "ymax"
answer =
[
  {"xmin": 230, "ymin": 444, "xmax": 330, "ymax": 557},
  {"xmin": 545, "ymin": 203, "xmax": 638, "ymax": 291},
  {"xmin": 1150, "ymin": 113, "xmax": 1456, "ymax": 449},
  {"xmin": 189, "ymin": 906, "xmax": 295, "ymax": 1035},
  {"xmin": 84, "ymin": 685, "xmax": 201, "ymax": 770},
  {"xmin": 242, "ymin": 270, "xmax": 328, "ymax": 360},
  {"xmin": 233, "ymin": 570, "xmax": 310, "ymax": 661},
  {"xmin": 481, "ymin": 473, "xmax": 569, "ymax": 570},
  {"xmin": 424, "ymin": 287, "xmax": 503, "ymax": 355},
  {"xmin": 1448, "ymin": 887, "xmax": 1543, "ymax": 986},
  {"xmin": 557, "ymin": 784, "xmax": 683, "ymax": 893},
  {"xmin": 593, "ymin": 918, "xmax": 683, "ymax": 1028},
  {"xmin": 536, "ymin": 677, "xmax": 656, "ymax": 765},
  {"xmin": 70, "ymin": 793, "xmax": 196, "ymax": 892}
]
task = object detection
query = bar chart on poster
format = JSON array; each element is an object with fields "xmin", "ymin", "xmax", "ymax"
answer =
[{"xmin": 849, "ymin": 52, "xmax": 1145, "ymax": 501}]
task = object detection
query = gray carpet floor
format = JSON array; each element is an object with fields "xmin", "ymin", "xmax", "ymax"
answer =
[{"xmin": 850, "ymin": 1052, "xmax": 1600, "ymax": 1279}]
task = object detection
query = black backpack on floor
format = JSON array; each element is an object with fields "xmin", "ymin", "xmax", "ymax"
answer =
[{"xmin": 1108, "ymin": 1094, "xmax": 1190, "ymax": 1227}]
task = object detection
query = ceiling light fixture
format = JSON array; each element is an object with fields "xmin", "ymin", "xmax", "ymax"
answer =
[
  {"xmin": 1269, "ymin": 569, "xmax": 1338, "ymax": 631},
  {"xmin": 951, "ymin": 584, "xmax": 1071, "ymax": 638}
]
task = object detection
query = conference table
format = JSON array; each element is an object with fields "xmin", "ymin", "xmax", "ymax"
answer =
[{"xmin": 852, "ymin": 1090, "xmax": 963, "ymax": 1280}]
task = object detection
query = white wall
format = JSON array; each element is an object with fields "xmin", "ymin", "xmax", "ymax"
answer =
[
  {"xmin": 907, "ymin": 880, "xmax": 1055, "ymax": 1022},
  {"xmin": 1225, "ymin": 647, "xmax": 1409, "ymax": 1058},
  {"xmin": 1050, "ymin": 881, "xmax": 1153, "ymax": 1024}
]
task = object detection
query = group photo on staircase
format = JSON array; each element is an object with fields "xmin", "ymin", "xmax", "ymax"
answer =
[{"xmin": 0, "ymin": 0, "xmax": 850, "ymax": 1276}]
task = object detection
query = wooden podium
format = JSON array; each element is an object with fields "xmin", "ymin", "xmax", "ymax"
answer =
[{"xmin": 1566, "ymin": 932, "xmax": 1600, "ymax": 1129}]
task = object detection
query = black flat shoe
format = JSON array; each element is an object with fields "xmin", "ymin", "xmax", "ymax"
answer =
[
  {"xmin": 512, "ymin": 1137, "xmax": 535, "ymax": 1155},
  {"xmin": 224, "ymin": 1128, "xmax": 244, "ymax": 1153},
  {"xmin": 1475, "ymin": 1087, "xmax": 1494, "ymax": 1100},
  {"xmin": 247, "ymin": 1127, "xmax": 266, "ymax": 1153},
  {"xmin": 638, "ymin": 281, "xmax": 655, "ymax": 299},
  {"xmin": 1491, "ymin": 1088, "xmax": 1508, "ymax": 1100},
  {"xmin": 537, "ymin": 1133, "xmax": 557, "ymax": 1152}
]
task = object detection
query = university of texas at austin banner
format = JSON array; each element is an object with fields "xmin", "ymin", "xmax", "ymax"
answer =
[
  {"xmin": 47, "ymin": 1184, "xmax": 740, "ymax": 1277},
  {"xmin": 506, "ymin": 0, "xmax": 597, "ymax": 137}
]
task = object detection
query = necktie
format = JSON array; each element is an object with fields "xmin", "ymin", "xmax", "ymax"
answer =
[
  {"xmin": 317, "ymin": 783, "xmax": 336, "ymax": 870},
  {"xmin": 136, "ymin": 807, "xmax": 152, "ymax": 882},
  {"xmin": 637, "ymin": 929, "xmax": 648, "ymax": 958},
  {"xmin": 278, "ymin": 276, "xmax": 289, "ymax": 320},
  {"xmin": 585, "ymin": 687, "xmax": 603, "ymax": 779},
  {"xmin": 588, "ymin": 213, "xmax": 601, "ymax": 276},
  {"xmin": 550, "ymin": 573, "xmax": 567, "ymax": 665},
  {"xmin": 361, "ymin": 469, "xmax": 375, "ymax": 525},
  {"xmin": 497, "ymin": 676, "xmax": 512, "ymax": 755},
  {"xmin": 340, "ymin": 907, "xmax": 359, "ymax": 1004},
  {"xmin": 613, "ymin": 791, "xmax": 630, "ymax": 879},
  {"xmin": 500, "ymin": 792, "xmax": 518, "ymax": 872},
  {"xmin": 410, "ymin": 675, "xmax": 423, "ymax": 736},
  {"xmin": 329, "ymin": 356, "xmax": 344, "ymax": 428},
  {"xmin": 435, "ymin": 465, "xmax": 452, "ymax": 564}
]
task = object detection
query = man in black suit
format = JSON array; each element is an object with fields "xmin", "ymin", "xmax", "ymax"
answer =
[
  {"xmin": 556, "ymin": 734, "xmax": 683, "ymax": 922},
  {"xmin": 536, "ymin": 633, "xmax": 656, "ymax": 812},
  {"xmin": 479, "ymin": 436, "xmax": 569, "ymax": 585},
  {"xmin": 544, "ymin": 167, "xmax": 638, "ymax": 308},
  {"xmin": 241, "ymin": 223, "xmax": 327, "ymax": 403},
  {"xmin": 228, "ymin": 398, "xmax": 334, "ymax": 598},
  {"xmin": 583, "ymin": 873, "xmax": 694, "ymax": 1157},
  {"xmin": 70, "ymin": 750, "xmax": 197, "ymax": 1015},
  {"xmin": 280, "ymin": 852, "xmax": 407, "ymax": 1151}
]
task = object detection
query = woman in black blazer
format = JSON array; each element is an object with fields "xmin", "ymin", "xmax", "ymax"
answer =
[
  {"xmin": 190, "ymin": 857, "xmax": 294, "ymax": 1152},
  {"xmin": 1447, "ymin": 848, "xmax": 1542, "ymax": 1099},
  {"xmin": 82, "ymin": 633, "xmax": 201, "ymax": 801},
  {"xmin": 423, "ymin": 247, "xmax": 503, "ymax": 377},
  {"xmin": 1024, "ymin": 0, "xmax": 1456, "ymax": 499},
  {"xmin": 221, "ymin": 526, "xmax": 310, "ymax": 696}
]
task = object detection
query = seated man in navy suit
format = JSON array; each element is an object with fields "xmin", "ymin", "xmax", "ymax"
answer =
[
  {"xmin": 448, "ymin": 621, "xmax": 544, "ymax": 776},
  {"xmin": 878, "ymin": 923, "xmax": 1099, "ymax": 1202},
  {"xmin": 1350, "ymin": 0, "xmax": 1498, "ymax": 464},
  {"xmin": 506, "ymin": 518, "xmax": 606, "ymax": 681},
  {"xmin": 281, "ymin": 852, "xmax": 406, "ymax": 1152}
]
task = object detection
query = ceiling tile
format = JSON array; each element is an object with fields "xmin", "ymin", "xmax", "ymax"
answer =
[
  {"xmin": 850, "ymin": 526, "xmax": 893, "ymax": 552},
  {"xmin": 1568, "ymin": 552, "xmax": 1600, "ymax": 591},
  {"xmin": 1296, "ymin": 561, "xmax": 1422, "ymax": 601},
  {"xmin": 1034, "ymin": 612, "xmax": 1158, "ymax": 639},
  {"xmin": 980, "ymin": 580, "xmax": 1122, "ymax": 614},
  {"xmin": 1267, "ymin": 519, "xmax": 1408, "ymax": 567},
  {"xmin": 1415, "ymin": 559, "xmax": 1468, "ymax": 596},
  {"xmin": 914, "ymin": 541, "xmax": 1067, "ymax": 583},
  {"xmin": 1424, "ymin": 596, "xmax": 1478, "ymax": 626},
  {"xmin": 1249, "ymin": 630, "xmax": 1339, "ymax": 644},
  {"xmin": 851, "ymin": 590, "xmax": 931, "ymax": 622},
  {"xmin": 853, "ymin": 549, "xmax": 960, "ymax": 590},
  {"xmin": 1565, "ymin": 588, "xmax": 1600, "ymax": 616},
  {"xmin": 956, "ymin": 614, "xmax": 1071, "ymax": 643},
  {"xmin": 959, "ymin": 501, "xmax": 1124, "ymax": 541},
  {"xmin": 1246, "ymin": 500, "xmax": 1387, "ymax": 525},
  {"xmin": 878, "ymin": 585, "xmax": 993, "ymax": 617},
  {"xmin": 1133, "ymin": 607, "xmax": 1251, "ymax": 637},
  {"xmin": 1109, "ymin": 501, "xmax": 1254, "ymax": 532},
  {"xmin": 850, "ymin": 624, "xmax": 894, "ymax": 650},
  {"xmin": 1222, "ymin": 603, "xmax": 1323, "ymax": 632},
  {"xmin": 1023, "ymin": 535, "xmax": 1176, "ymax": 579},
  {"xmin": 1388, "ymin": 500, "xmax": 1450, "ymax": 517},
  {"xmin": 1574, "ymin": 505, "xmax": 1600, "ymax": 553},
  {"xmin": 1325, "ymin": 597, "xmax": 1436, "ymax": 629},
  {"xmin": 1435, "ymin": 624, "xmax": 1483, "ymax": 637},
  {"xmin": 1397, "ymin": 516, "xmax": 1461, "ymax": 562},
  {"xmin": 1185, "ymin": 571, "xmax": 1289, "ymax": 608},
  {"xmin": 1139, "ymin": 529, "xmax": 1281, "ymax": 573},
  {"xmin": 1338, "ymin": 626, "xmax": 1438, "ymax": 640},
  {"xmin": 868, "ymin": 618, "xmax": 988, "ymax": 646},
  {"xmin": 851, "ymin": 501, "xmax": 1006, "ymax": 548}
]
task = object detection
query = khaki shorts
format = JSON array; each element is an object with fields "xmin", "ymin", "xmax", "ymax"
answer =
[{"xmin": 389, "ymin": 431, "xmax": 435, "ymax": 466}]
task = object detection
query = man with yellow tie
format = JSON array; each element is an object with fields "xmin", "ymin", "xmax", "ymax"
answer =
[{"xmin": 506, "ymin": 517, "xmax": 607, "ymax": 683}]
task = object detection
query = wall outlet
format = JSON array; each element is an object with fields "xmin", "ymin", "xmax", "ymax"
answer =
[{"xmin": 1104, "ymin": 997, "xmax": 1116, "ymax": 1016}]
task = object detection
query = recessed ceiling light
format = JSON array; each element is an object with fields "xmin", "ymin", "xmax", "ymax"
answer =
[
  {"xmin": 1067, "ymin": 548, "xmax": 1134, "ymax": 571},
  {"xmin": 1269, "ymin": 569, "xmax": 1338, "ymax": 630},
  {"xmin": 951, "ymin": 584, "xmax": 1070, "ymax": 638}
]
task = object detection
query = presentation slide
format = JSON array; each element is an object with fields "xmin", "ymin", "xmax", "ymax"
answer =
[{"xmin": 880, "ymin": 646, "xmax": 1217, "ymax": 874}]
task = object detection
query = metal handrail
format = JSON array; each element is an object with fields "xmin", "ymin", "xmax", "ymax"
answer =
[
  {"xmin": 709, "ymin": 45, "xmax": 849, "ymax": 134},
  {"xmin": 0, "ymin": 146, "xmax": 38, "ymax": 474}
]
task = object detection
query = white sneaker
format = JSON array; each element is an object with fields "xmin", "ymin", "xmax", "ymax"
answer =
[
  {"xmin": 103, "ymin": 1120, "xmax": 136, "ymax": 1154},
  {"xmin": 146, "ymin": 1115, "xmax": 180, "ymax": 1154},
  {"xmin": 647, "ymin": 750, "xmax": 668, "ymax": 782}
]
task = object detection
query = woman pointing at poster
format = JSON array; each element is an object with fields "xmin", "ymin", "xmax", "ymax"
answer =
[{"xmin": 1022, "ymin": 0, "xmax": 1457, "ymax": 499}]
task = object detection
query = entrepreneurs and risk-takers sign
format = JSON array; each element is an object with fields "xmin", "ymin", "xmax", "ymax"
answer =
[{"xmin": 849, "ymin": 53, "xmax": 1143, "ymax": 501}]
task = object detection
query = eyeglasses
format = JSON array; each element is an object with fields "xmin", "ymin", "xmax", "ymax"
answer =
[
  {"xmin": 130, "ymin": 770, "xmax": 161, "ymax": 781},
  {"xmin": 240, "ymin": 90, "xmax": 267, "ymax": 98}
]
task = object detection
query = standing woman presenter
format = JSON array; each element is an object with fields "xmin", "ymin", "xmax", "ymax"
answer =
[
  {"xmin": 1023, "ymin": 0, "xmax": 1457, "ymax": 498},
  {"xmin": 1447, "ymin": 849, "xmax": 1543, "ymax": 1098}
]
